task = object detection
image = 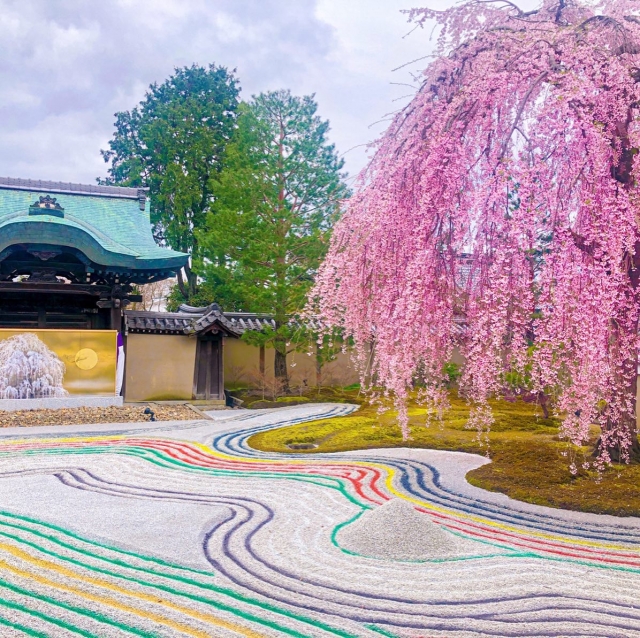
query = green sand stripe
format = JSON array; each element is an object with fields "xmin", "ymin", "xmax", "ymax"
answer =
[
  {"xmin": 0, "ymin": 578, "xmax": 153, "ymax": 637},
  {"xmin": 0, "ymin": 514, "xmax": 214, "ymax": 578},
  {"xmin": 0, "ymin": 514, "xmax": 357, "ymax": 638},
  {"xmin": 364, "ymin": 625, "xmax": 401, "ymax": 638},
  {"xmin": 8, "ymin": 443, "xmax": 342, "ymax": 487},
  {"xmin": 4, "ymin": 444, "xmax": 364, "ymax": 506},
  {"xmin": 0, "ymin": 528, "xmax": 312, "ymax": 638},
  {"xmin": 0, "ymin": 612, "xmax": 51, "ymax": 638},
  {"xmin": 327, "ymin": 492, "xmax": 636, "ymax": 571}
]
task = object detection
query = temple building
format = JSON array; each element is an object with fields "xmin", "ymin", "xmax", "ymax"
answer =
[
  {"xmin": 0, "ymin": 177, "xmax": 357, "ymax": 409},
  {"xmin": 0, "ymin": 177, "xmax": 186, "ymax": 329}
]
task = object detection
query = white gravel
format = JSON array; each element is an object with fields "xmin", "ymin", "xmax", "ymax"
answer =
[
  {"xmin": 337, "ymin": 498, "xmax": 461, "ymax": 560},
  {"xmin": 0, "ymin": 404, "xmax": 636, "ymax": 637}
]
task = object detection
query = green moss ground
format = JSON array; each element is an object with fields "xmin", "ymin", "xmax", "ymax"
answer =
[{"xmin": 248, "ymin": 392, "xmax": 640, "ymax": 517}]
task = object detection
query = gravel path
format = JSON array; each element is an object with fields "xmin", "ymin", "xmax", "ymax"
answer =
[
  {"xmin": 0, "ymin": 403, "xmax": 636, "ymax": 637},
  {"xmin": 0, "ymin": 404, "xmax": 198, "ymax": 427}
]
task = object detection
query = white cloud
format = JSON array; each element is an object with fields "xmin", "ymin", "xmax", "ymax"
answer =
[
  {"xmin": 310, "ymin": 0, "xmax": 443, "ymax": 178},
  {"xmin": 0, "ymin": 0, "xmax": 523, "ymax": 184}
]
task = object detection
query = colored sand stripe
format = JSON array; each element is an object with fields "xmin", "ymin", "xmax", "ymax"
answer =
[
  {"xmin": 1, "ymin": 435, "xmax": 637, "ymax": 570},
  {"xmin": 0, "ymin": 405, "xmax": 637, "ymax": 637}
]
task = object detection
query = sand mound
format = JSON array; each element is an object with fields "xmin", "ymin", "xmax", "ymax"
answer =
[{"xmin": 337, "ymin": 498, "xmax": 454, "ymax": 560}]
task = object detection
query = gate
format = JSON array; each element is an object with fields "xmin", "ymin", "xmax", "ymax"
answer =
[{"xmin": 193, "ymin": 335, "xmax": 223, "ymax": 400}]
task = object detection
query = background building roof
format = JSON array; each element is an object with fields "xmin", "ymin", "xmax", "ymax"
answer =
[
  {"xmin": 0, "ymin": 178, "xmax": 188, "ymax": 274},
  {"xmin": 124, "ymin": 302, "xmax": 327, "ymax": 339},
  {"xmin": 125, "ymin": 304, "xmax": 279, "ymax": 337},
  {"xmin": 0, "ymin": 177, "xmax": 144, "ymax": 200}
]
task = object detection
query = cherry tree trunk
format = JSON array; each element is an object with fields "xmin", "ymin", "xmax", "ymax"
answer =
[
  {"xmin": 622, "ymin": 372, "xmax": 640, "ymax": 462},
  {"xmin": 600, "ymin": 366, "xmax": 640, "ymax": 463},
  {"xmin": 596, "ymin": 318, "xmax": 640, "ymax": 463},
  {"xmin": 594, "ymin": 117, "xmax": 640, "ymax": 463}
]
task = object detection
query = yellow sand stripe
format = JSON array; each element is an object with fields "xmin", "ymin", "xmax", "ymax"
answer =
[
  {"xmin": 0, "ymin": 542, "xmax": 262, "ymax": 638},
  {"xmin": 6, "ymin": 435, "xmax": 640, "ymax": 553},
  {"xmin": 192, "ymin": 441, "xmax": 640, "ymax": 553},
  {"xmin": 378, "ymin": 470, "xmax": 640, "ymax": 552}
]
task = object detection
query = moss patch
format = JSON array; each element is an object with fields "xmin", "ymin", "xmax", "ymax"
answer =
[
  {"xmin": 249, "ymin": 392, "xmax": 640, "ymax": 517},
  {"xmin": 231, "ymin": 386, "xmax": 368, "ymax": 410}
]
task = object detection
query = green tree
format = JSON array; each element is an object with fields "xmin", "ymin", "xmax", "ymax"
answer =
[
  {"xmin": 100, "ymin": 64, "xmax": 240, "ymax": 303},
  {"xmin": 202, "ymin": 90, "xmax": 348, "ymax": 388}
]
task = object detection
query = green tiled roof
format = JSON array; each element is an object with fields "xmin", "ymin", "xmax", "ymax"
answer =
[{"xmin": 0, "ymin": 181, "xmax": 188, "ymax": 272}]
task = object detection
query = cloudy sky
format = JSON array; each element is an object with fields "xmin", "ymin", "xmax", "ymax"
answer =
[{"xmin": 0, "ymin": 0, "xmax": 461, "ymax": 185}]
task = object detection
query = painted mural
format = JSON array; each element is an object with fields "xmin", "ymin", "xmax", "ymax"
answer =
[{"xmin": 0, "ymin": 330, "xmax": 117, "ymax": 398}]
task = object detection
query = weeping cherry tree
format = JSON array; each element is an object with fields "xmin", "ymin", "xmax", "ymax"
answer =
[{"xmin": 312, "ymin": 0, "xmax": 640, "ymax": 467}]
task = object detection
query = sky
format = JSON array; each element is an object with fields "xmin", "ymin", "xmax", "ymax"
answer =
[{"xmin": 0, "ymin": 0, "xmax": 461, "ymax": 186}]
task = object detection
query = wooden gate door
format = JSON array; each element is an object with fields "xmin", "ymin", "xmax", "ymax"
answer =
[{"xmin": 193, "ymin": 335, "xmax": 223, "ymax": 400}]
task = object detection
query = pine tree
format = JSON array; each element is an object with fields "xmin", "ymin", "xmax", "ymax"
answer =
[{"xmin": 202, "ymin": 90, "xmax": 348, "ymax": 388}]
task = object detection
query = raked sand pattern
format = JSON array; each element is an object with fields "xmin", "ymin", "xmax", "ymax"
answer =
[{"xmin": 0, "ymin": 404, "xmax": 637, "ymax": 637}]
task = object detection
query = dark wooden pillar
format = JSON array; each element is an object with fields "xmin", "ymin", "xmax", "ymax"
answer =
[
  {"xmin": 110, "ymin": 305, "xmax": 122, "ymax": 331},
  {"xmin": 97, "ymin": 285, "xmax": 140, "ymax": 332}
]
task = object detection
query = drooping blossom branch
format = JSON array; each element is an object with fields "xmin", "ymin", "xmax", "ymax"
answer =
[{"xmin": 311, "ymin": 0, "xmax": 640, "ymax": 465}]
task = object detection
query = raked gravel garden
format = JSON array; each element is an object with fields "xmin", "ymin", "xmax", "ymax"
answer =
[{"xmin": 0, "ymin": 403, "xmax": 636, "ymax": 637}]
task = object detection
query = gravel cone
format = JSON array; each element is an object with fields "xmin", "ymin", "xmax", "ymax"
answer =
[{"xmin": 338, "ymin": 498, "xmax": 453, "ymax": 560}]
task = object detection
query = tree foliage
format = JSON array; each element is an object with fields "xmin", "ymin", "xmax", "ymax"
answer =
[
  {"xmin": 100, "ymin": 64, "xmax": 240, "ymax": 302},
  {"xmin": 313, "ymin": 0, "xmax": 640, "ymax": 467},
  {"xmin": 202, "ymin": 90, "xmax": 348, "ymax": 385}
]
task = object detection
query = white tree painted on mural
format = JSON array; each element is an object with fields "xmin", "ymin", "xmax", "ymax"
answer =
[{"xmin": 0, "ymin": 333, "xmax": 68, "ymax": 399}]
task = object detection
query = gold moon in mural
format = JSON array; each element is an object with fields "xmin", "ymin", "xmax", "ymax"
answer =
[{"xmin": 74, "ymin": 348, "xmax": 99, "ymax": 370}]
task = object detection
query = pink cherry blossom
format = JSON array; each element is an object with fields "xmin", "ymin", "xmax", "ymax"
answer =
[{"xmin": 311, "ymin": 0, "xmax": 640, "ymax": 464}]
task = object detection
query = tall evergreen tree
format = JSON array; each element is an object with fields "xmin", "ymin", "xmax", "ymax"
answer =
[
  {"xmin": 202, "ymin": 90, "xmax": 348, "ymax": 388},
  {"xmin": 100, "ymin": 64, "xmax": 240, "ymax": 303}
]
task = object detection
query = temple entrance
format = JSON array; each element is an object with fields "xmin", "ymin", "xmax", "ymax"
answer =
[
  {"xmin": 0, "ymin": 282, "xmax": 111, "ymax": 330},
  {"xmin": 0, "ymin": 178, "xmax": 187, "ymax": 335},
  {"xmin": 193, "ymin": 334, "xmax": 223, "ymax": 400}
]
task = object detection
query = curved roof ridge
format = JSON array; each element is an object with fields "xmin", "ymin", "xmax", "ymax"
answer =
[
  {"xmin": 0, "ymin": 185, "xmax": 188, "ymax": 274},
  {"xmin": 0, "ymin": 209, "xmax": 139, "ymax": 257},
  {"xmin": 0, "ymin": 177, "xmax": 145, "ymax": 200}
]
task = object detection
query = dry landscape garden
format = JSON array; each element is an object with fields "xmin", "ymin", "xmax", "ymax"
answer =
[
  {"xmin": 250, "ymin": 389, "xmax": 640, "ymax": 517},
  {"xmin": 1, "ymin": 0, "xmax": 640, "ymax": 636}
]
